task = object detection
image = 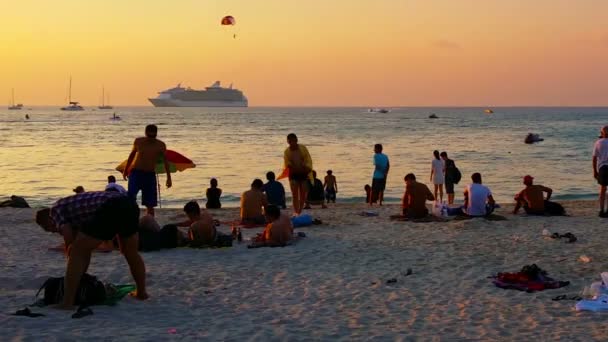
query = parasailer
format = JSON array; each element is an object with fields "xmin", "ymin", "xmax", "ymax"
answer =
[{"xmin": 221, "ymin": 15, "xmax": 237, "ymax": 38}]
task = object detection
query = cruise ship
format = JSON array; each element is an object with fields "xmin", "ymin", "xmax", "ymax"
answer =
[{"xmin": 148, "ymin": 81, "xmax": 248, "ymax": 107}]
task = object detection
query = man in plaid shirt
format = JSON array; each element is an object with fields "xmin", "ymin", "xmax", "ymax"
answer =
[{"xmin": 36, "ymin": 191, "xmax": 148, "ymax": 308}]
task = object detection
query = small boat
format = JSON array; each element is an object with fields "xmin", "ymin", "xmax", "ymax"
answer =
[
  {"xmin": 429, "ymin": 113, "xmax": 438, "ymax": 119},
  {"xmin": 525, "ymin": 133, "xmax": 544, "ymax": 144},
  {"xmin": 98, "ymin": 86, "xmax": 113, "ymax": 109},
  {"xmin": 368, "ymin": 108, "xmax": 390, "ymax": 113},
  {"xmin": 8, "ymin": 88, "xmax": 23, "ymax": 110},
  {"xmin": 60, "ymin": 76, "xmax": 84, "ymax": 111},
  {"xmin": 484, "ymin": 109, "xmax": 494, "ymax": 114}
]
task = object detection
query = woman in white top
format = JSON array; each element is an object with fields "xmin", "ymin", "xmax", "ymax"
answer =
[{"xmin": 430, "ymin": 150, "xmax": 445, "ymax": 202}]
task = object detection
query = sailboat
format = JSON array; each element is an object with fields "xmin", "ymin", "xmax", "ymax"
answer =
[
  {"xmin": 8, "ymin": 88, "xmax": 23, "ymax": 110},
  {"xmin": 60, "ymin": 77, "xmax": 84, "ymax": 111},
  {"xmin": 98, "ymin": 86, "xmax": 113, "ymax": 109}
]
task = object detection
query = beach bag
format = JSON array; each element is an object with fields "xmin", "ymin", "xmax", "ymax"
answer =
[
  {"xmin": 160, "ymin": 224, "xmax": 180, "ymax": 249},
  {"xmin": 215, "ymin": 233, "xmax": 233, "ymax": 247},
  {"xmin": 431, "ymin": 202, "xmax": 448, "ymax": 217},
  {"xmin": 36, "ymin": 273, "xmax": 106, "ymax": 306},
  {"xmin": 292, "ymin": 214, "xmax": 314, "ymax": 228}
]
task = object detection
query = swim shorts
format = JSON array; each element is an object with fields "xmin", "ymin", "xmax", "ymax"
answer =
[
  {"xmin": 372, "ymin": 178, "xmax": 386, "ymax": 192},
  {"xmin": 128, "ymin": 169, "xmax": 158, "ymax": 207},
  {"xmin": 81, "ymin": 196, "xmax": 140, "ymax": 241},
  {"xmin": 598, "ymin": 165, "xmax": 608, "ymax": 186},
  {"xmin": 445, "ymin": 181, "xmax": 455, "ymax": 194}
]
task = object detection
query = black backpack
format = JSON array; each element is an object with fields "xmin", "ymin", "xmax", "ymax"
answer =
[{"xmin": 36, "ymin": 273, "xmax": 106, "ymax": 306}]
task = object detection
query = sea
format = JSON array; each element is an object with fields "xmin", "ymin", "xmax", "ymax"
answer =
[{"xmin": 1, "ymin": 107, "xmax": 606, "ymax": 208}]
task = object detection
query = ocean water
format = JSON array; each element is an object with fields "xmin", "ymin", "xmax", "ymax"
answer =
[{"xmin": 1, "ymin": 107, "xmax": 606, "ymax": 208}]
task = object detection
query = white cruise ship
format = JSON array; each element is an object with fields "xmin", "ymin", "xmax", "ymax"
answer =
[{"xmin": 148, "ymin": 81, "xmax": 248, "ymax": 107}]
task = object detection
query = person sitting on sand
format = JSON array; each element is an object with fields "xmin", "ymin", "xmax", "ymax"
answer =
[
  {"xmin": 105, "ymin": 175, "xmax": 127, "ymax": 194},
  {"xmin": 324, "ymin": 170, "xmax": 338, "ymax": 204},
  {"xmin": 402, "ymin": 173, "xmax": 435, "ymax": 219},
  {"xmin": 205, "ymin": 178, "xmax": 222, "ymax": 209},
  {"xmin": 464, "ymin": 173, "xmax": 495, "ymax": 217},
  {"xmin": 305, "ymin": 171, "xmax": 327, "ymax": 209},
  {"xmin": 258, "ymin": 205, "xmax": 294, "ymax": 246},
  {"xmin": 35, "ymin": 191, "xmax": 147, "ymax": 308},
  {"xmin": 513, "ymin": 175, "xmax": 565, "ymax": 216},
  {"xmin": 240, "ymin": 179, "xmax": 268, "ymax": 225},
  {"xmin": 179, "ymin": 201, "xmax": 217, "ymax": 245},
  {"xmin": 263, "ymin": 171, "xmax": 286, "ymax": 209}
]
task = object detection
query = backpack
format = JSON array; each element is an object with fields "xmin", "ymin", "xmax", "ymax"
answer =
[
  {"xmin": 36, "ymin": 273, "xmax": 106, "ymax": 306},
  {"xmin": 453, "ymin": 167, "xmax": 462, "ymax": 184}
]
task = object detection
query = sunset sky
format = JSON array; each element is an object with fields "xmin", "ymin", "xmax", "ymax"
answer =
[{"xmin": 1, "ymin": 0, "xmax": 607, "ymax": 106}]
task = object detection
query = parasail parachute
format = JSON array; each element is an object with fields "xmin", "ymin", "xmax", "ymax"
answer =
[{"xmin": 221, "ymin": 15, "xmax": 235, "ymax": 26}]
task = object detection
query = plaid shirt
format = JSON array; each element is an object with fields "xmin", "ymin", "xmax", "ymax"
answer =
[{"xmin": 50, "ymin": 191, "xmax": 125, "ymax": 229}]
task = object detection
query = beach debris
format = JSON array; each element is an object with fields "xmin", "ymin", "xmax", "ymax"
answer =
[
  {"xmin": 12, "ymin": 307, "xmax": 45, "ymax": 318},
  {"xmin": 168, "ymin": 328, "xmax": 177, "ymax": 334},
  {"xmin": 72, "ymin": 307, "xmax": 94, "ymax": 319},
  {"xmin": 404, "ymin": 268, "xmax": 413, "ymax": 276},
  {"xmin": 579, "ymin": 255, "xmax": 592, "ymax": 263},
  {"xmin": 542, "ymin": 228, "xmax": 551, "ymax": 237},
  {"xmin": 386, "ymin": 278, "xmax": 397, "ymax": 284},
  {"xmin": 525, "ymin": 133, "xmax": 544, "ymax": 144}
]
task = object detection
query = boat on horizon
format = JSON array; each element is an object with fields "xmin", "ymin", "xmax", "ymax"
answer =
[
  {"xmin": 148, "ymin": 81, "xmax": 248, "ymax": 107},
  {"xmin": 8, "ymin": 88, "xmax": 23, "ymax": 110},
  {"xmin": 484, "ymin": 109, "xmax": 494, "ymax": 114},
  {"xmin": 98, "ymin": 86, "xmax": 113, "ymax": 109},
  {"xmin": 368, "ymin": 108, "xmax": 390, "ymax": 113},
  {"xmin": 60, "ymin": 77, "xmax": 84, "ymax": 111}
]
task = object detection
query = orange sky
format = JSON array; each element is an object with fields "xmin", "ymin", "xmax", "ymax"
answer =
[{"xmin": 1, "ymin": 0, "xmax": 607, "ymax": 106}]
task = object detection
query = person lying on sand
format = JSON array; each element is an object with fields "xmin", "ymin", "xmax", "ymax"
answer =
[
  {"xmin": 513, "ymin": 175, "xmax": 565, "ymax": 215},
  {"xmin": 252, "ymin": 205, "xmax": 294, "ymax": 246},
  {"xmin": 241, "ymin": 179, "xmax": 268, "ymax": 225},
  {"xmin": 402, "ymin": 173, "xmax": 435, "ymax": 219},
  {"xmin": 35, "ymin": 191, "xmax": 147, "ymax": 308}
]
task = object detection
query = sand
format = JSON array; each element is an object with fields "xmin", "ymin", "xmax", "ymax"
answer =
[{"xmin": 2, "ymin": 201, "xmax": 608, "ymax": 341}]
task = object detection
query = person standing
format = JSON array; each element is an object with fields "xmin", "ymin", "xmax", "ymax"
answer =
[
  {"xmin": 281, "ymin": 133, "xmax": 313, "ymax": 215},
  {"xmin": 593, "ymin": 126, "xmax": 608, "ymax": 217},
  {"xmin": 440, "ymin": 151, "xmax": 458, "ymax": 205},
  {"xmin": 123, "ymin": 124, "xmax": 172, "ymax": 217},
  {"xmin": 371, "ymin": 144, "xmax": 390, "ymax": 206},
  {"xmin": 430, "ymin": 150, "xmax": 445, "ymax": 203},
  {"xmin": 35, "ymin": 192, "xmax": 147, "ymax": 308},
  {"xmin": 324, "ymin": 170, "xmax": 338, "ymax": 204}
]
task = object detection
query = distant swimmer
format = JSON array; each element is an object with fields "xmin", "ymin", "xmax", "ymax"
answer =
[
  {"xmin": 524, "ymin": 133, "xmax": 544, "ymax": 144},
  {"xmin": 111, "ymin": 113, "xmax": 121, "ymax": 120},
  {"xmin": 25, "ymin": 114, "xmax": 30, "ymax": 120}
]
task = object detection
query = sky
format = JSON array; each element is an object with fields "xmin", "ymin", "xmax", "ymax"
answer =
[{"xmin": 1, "ymin": 0, "xmax": 607, "ymax": 106}]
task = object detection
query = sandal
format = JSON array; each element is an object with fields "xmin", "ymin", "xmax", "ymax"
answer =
[
  {"xmin": 72, "ymin": 306, "xmax": 94, "ymax": 319},
  {"xmin": 13, "ymin": 307, "xmax": 45, "ymax": 318}
]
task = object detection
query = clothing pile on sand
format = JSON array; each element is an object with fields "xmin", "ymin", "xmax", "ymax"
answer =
[{"xmin": 490, "ymin": 264, "xmax": 569, "ymax": 292}]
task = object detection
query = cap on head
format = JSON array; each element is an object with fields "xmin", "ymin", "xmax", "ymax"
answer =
[
  {"xmin": 73, "ymin": 185, "xmax": 85, "ymax": 193},
  {"xmin": 523, "ymin": 175, "xmax": 534, "ymax": 185}
]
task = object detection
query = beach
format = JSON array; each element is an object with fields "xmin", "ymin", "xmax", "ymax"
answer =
[{"xmin": 2, "ymin": 201, "xmax": 608, "ymax": 341}]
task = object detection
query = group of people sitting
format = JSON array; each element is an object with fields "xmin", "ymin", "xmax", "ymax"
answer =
[{"xmin": 399, "ymin": 172, "xmax": 565, "ymax": 219}]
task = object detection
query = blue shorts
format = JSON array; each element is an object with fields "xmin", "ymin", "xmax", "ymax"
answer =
[{"xmin": 128, "ymin": 169, "xmax": 158, "ymax": 207}]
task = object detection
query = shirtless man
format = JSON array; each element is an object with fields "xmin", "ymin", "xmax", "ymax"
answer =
[
  {"xmin": 179, "ymin": 201, "xmax": 216, "ymax": 245},
  {"xmin": 324, "ymin": 170, "xmax": 338, "ymax": 203},
  {"xmin": 123, "ymin": 124, "xmax": 172, "ymax": 216},
  {"xmin": 513, "ymin": 175, "xmax": 564, "ymax": 215},
  {"xmin": 240, "ymin": 179, "xmax": 269, "ymax": 225},
  {"xmin": 283, "ymin": 133, "xmax": 313, "ymax": 215},
  {"xmin": 261, "ymin": 205, "xmax": 294, "ymax": 246},
  {"xmin": 402, "ymin": 173, "xmax": 435, "ymax": 219}
]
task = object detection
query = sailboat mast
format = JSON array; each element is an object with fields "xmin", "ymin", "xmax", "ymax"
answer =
[
  {"xmin": 11, "ymin": 88, "xmax": 15, "ymax": 106},
  {"xmin": 102, "ymin": 86, "xmax": 105, "ymax": 106},
  {"xmin": 68, "ymin": 77, "xmax": 72, "ymax": 103}
]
